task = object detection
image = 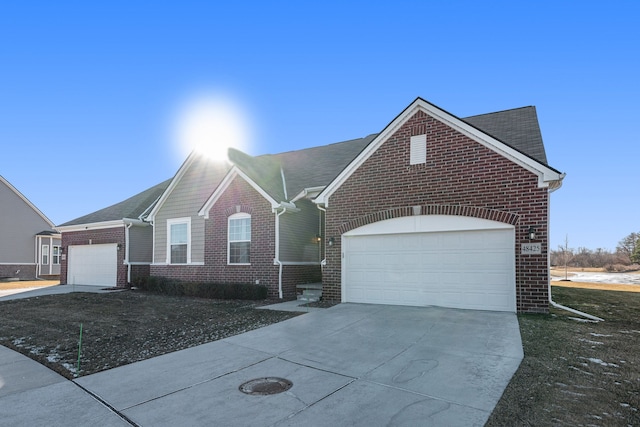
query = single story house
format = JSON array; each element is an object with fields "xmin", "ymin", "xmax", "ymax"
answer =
[
  {"xmin": 0, "ymin": 175, "xmax": 61, "ymax": 280},
  {"xmin": 58, "ymin": 97, "xmax": 564, "ymax": 313}
]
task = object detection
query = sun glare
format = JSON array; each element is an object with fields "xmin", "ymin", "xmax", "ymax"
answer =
[{"xmin": 173, "ymin": 93, "xmax": 251, "ymax": 161}]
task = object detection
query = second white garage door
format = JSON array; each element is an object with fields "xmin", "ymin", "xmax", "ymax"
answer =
[
  {"xmin": 342, "ymin": 216, "xmax": 516, "ymax": 312},
  {"xmin": 67, "ymin": 244, "xmax": 117, "ymax": 286}
]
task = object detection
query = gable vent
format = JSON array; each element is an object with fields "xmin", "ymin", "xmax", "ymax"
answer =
[{"xmin": 410, "ymin": 134, "xmax": 427, "ymax": 165}]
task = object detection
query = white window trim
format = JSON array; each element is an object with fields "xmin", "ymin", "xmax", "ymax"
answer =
[
  {"xmin": 52, "ymin": 245, "xmax": 61, "ymax": 265},
  {"xmin": 42, "ymin": 244, "xmax": 49, "ymax": 265},
  {"xmin": 410, "ymin": 134, "xmax": 427, "ymax": 165},
  {"xmin": 166, "ymin": 217, "xmax": 192, "ymax": 264},
  {"xmin": 228, "ymin": 212, "xmax": 251, "ymax": 265}
]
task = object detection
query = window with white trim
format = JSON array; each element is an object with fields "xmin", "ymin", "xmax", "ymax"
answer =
[
  {"xmin": 167, "ymin": 218, "xmax": 191, "ymax": 264},
  {"xmin": 42, "ymin": 245, "xmax": 49, "ymax": 265},
  {"xmin": 410, "ymin": 134, "xmax": 427, "ymax": 165},
  {"xmin": 52, "ymin": 246, "xmax": 61, "ymax": 264},
  {"xmin": 228, "ymin": 213, "xmax": 251, "ymax": 264}
]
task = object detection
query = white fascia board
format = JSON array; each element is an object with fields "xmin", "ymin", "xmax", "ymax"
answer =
[
  {"xmin": 198, "ymin": 168, "xmax": 238, "ymax": 218},
  {"xmin": 0, "ymin": 175, "xmax": 56, "ymax": 228},
  {"xmin": 290, "ymin": 186, "xmax": 325, "ymax": 203},
  {"xmin": 56, "ymin": 220, "xmax": 126, "ymax": 233},
  {"xmin": 198, "ymin": 166, "xmax": 280, "ymax": 219},
  {"xmin": 234, "ymin": 168, "xmax": 280, "ymax": 209},
  {"xmin": 0, "ymin": 262, "xmax": 37, "ymax": 266},
  {"xmin": 146, "ymin": 151, "xmax": 199, "ymax": 222},
  {"xmin": 315, "ymin": 98, "xmax": 564, "ymax": 206}
]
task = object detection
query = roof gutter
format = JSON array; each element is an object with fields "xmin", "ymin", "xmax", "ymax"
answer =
[
  {"xmin": 547, "ymin": 172, "xmax": 566, "ymax": 193},
  {"xmin": 291, "ymin": 186, "xmax": 326, "ymax": 203}
]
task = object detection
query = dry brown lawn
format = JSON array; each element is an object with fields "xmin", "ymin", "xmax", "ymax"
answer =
[{"xmin": 0, "ymin": 280, "xmax": 59, "ymax": 291}]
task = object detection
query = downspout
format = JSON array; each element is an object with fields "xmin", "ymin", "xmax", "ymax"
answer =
[
  {"xmin": 317, "ymin": 205, "xmax": 327, "ymax": 265},
  {"xmin": 35, "ymin": 236, "xmax": 39, "ymax": 278},
  {"xmin": 49, "ymin": 236, "xmax": 53, "ymax": 276},
  {"xmin": 125, "ymin": 223, "xmax": 133, "ymax": 285},
  {"xmin": 275, "ymin": 207, "xmax": 287, "ymax": 299},
  {"xmin": 546, "ymin": 186, "xmax": 603, "ymax": 322}
]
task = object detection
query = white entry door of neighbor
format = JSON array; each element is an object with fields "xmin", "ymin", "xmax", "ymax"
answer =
[
  {"xmin": 342, "ymin": 216, "xmax": 516, "ymax": 312},
  {"xmin": 67, "ymin": 244, "xmax": 117, "ymax": 286}
]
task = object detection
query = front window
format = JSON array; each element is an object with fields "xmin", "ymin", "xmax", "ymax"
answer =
[
  {"xmin": 52, "ymin": 246, "xmax": 61, "ymax": 264},
  {"xmin": 168, "ymin": 218, "xmax": 191, "ymax": 264},
  {"xmin": 228, "ymin": 213, "xmax": 251, "ymax": 264},
  {"xmin": 42, "ymin": 245, "xmax": 49, "ymax": 265}
]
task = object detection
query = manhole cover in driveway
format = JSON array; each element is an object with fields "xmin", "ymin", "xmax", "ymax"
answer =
[{"xmin": 239, "ymin": 377, "xmax": 293, "ymax": 395}]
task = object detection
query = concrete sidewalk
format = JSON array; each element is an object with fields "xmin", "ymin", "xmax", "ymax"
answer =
[
  {"xmin": 0, "ymin": 284, "xmax": 124, "ymax": 301},
  {"xmin": 0, "ymin": 304, "xmax": 523, "ymax": 426}
]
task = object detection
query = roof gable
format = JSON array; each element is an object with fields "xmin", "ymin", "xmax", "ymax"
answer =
[
  {"xmin": 0, "ymin": 175, "xmax": 55, "ymax": 229},
  {"xmin": 198, "ymin": 166, "xmax": 280, "ymax": 218},
  {"xmin": 315, "ymin": 98, "xmax": 564, "ymax": 206},
  {"xmin": 146, "ymin": 152, "xmax": 231, "ymax": 221}
]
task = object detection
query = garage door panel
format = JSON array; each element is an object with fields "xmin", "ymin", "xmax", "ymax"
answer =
[
  {"xmin": 67, "ymin": 244, "xmax": 117, "ymax": 286},
  {"xmin": 344, "ymin": 227, "xmax": 515, "ymax": 312}
]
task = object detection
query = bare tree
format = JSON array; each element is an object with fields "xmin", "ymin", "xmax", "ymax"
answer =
[{"xmin": 617, "ymin": 232, "xmax": 640, "ymax": 264}]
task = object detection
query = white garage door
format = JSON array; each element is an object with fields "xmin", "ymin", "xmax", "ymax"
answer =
[
  {"xmin": 67, "ymin": 244, "xmax": 117, "ymax": 286},
  {"xmin": 342, "ymin": 215, "xmax": 516, "ymax": 312}
]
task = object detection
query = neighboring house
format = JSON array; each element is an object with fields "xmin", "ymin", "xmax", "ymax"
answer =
[
  {"xmin": 0, "ymin": 175, "xmax": 61, "ymax": 280},
  {"xmin": 58, "ymin": 97, "xmax": 564, "ymax": 313},
  {"xmin": 56, "ymin": 180, "xmax": 170, "ymax": 287}
]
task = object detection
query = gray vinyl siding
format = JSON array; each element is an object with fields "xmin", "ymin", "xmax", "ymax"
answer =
[
  {"xmin": 128, "ymin": 225, "xmax": 153, "ymax": 263},
  {"xmin": 0, "ymin": 179, "xmax": 52, "ymax": 264},
  {"xmin": 279, "ymin": 199, "xmax": 321, "ymax": 263},
  {"xmin": 37, "ymin": 237, "xmax": 61, "ymax": 275},
  {"xmin": 153, "ymin": 157, "xmax": 227, "ymax": 264}
]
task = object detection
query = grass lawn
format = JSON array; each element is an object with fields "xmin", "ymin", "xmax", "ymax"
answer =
[{"xmin": 487, "ymin": 286, "xmax": 640, "ymax": 426}]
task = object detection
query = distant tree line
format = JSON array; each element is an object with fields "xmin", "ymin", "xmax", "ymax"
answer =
[{"xmin": 550, "ymin": 231, "xmax": 640, "ymax": 271}]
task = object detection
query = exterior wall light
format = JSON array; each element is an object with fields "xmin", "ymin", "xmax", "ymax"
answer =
[
  {"xmin": 528, "ymin": 226, "xmax": 536, "ymax": 240},
  {"xmin": 328, "ymin": 237, "xmax": 335, "ymax": 247},
  {"xmin": 117, "ymin": 243, "xmax": 122, "ymax": 251},
  {"xmin": 315, "ymin": 234, "xmax": 322, "ymax": 243}
]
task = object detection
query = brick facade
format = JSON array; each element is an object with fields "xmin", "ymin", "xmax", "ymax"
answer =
[
  {"xmin": 0, "ymin": 264, "xmax": 36, "ymax": 280},
  {"xmin": 323, "ymin": 110, "xmax": 550, "ymax": 313},
  {"xmin": 60, "ymin": 227, "xmax": 128, "ymax": 287},
  {"xmin": 150, "ymin": 176, "xmax": 320, "ymax": 299}
]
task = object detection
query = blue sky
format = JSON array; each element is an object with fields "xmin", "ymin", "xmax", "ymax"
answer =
[{"xmin": 1, "ymin": 1, "xmax": 638, "ymax": 251}]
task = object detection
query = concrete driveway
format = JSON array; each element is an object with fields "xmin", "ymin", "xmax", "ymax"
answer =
[{"xmin": 1, "ymin": 303, "xmax": 523, "ymax": 426}]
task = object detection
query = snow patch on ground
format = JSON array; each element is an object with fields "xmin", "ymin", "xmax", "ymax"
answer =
[
  {"xmin": 553, "ymin": 271, "xmax": 640, "ymax": 285},
  {"xmin": 581, "ymin": 357, "xmax": 620, "ymax": 368},
  {"xmin": 579, "ymin": 338, "xmax": 604, "ymax": 345},
  {"xmin": 569, "ymin": 317, "xmax": 599, "ymax": 323}
]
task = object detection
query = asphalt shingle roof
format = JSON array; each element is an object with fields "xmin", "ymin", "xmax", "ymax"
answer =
[
  {"xmin": 61, "ymin": 104, "xmax": 551, "ymax": 225},
  {"xmin": 234, "ymin": 106, "xmax": 549, "ymax": 202},
  {"xmin": 463, "ymin": 106, "xmax": 548, "ymax": 165},
  {"xmin": 58, "ymin": 179, "xmax": 171, "ymax": 226}
]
